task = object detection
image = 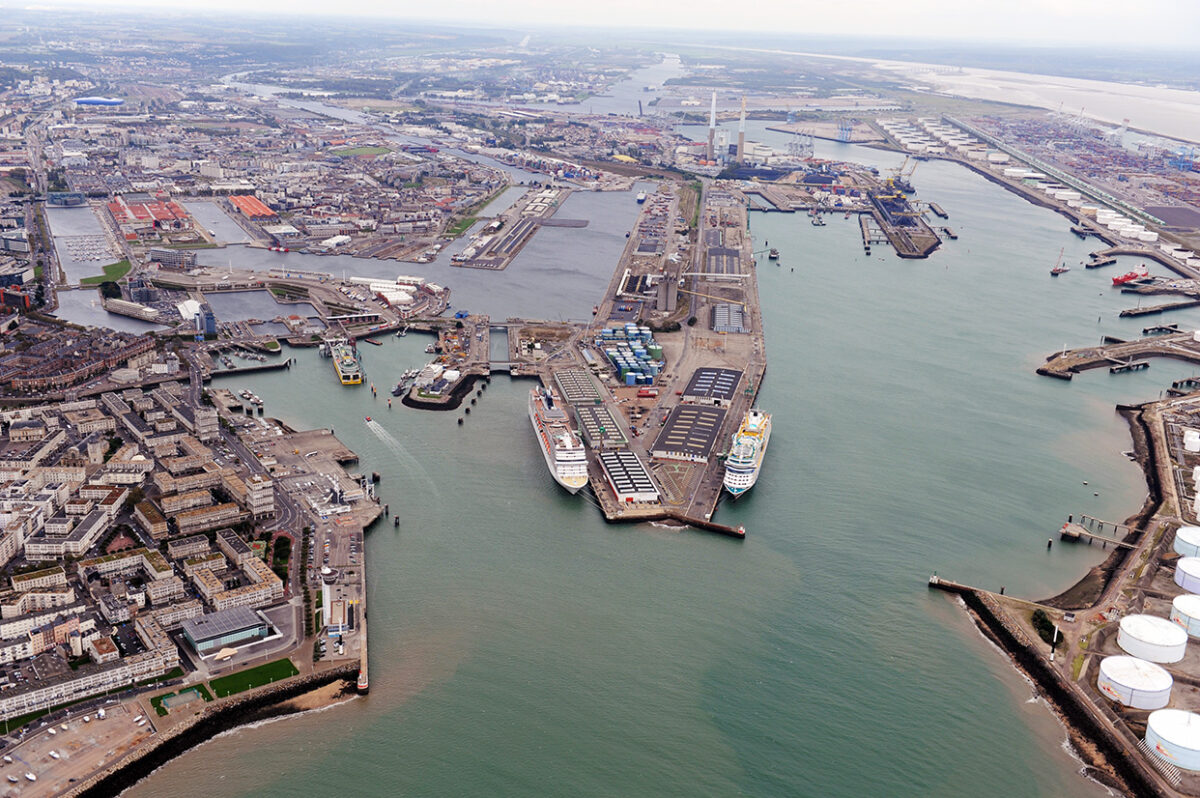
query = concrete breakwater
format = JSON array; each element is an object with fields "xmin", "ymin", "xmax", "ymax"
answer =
[
  {"xmin": 70, "ymin": 666, "xmax": 358, "ymax": 798},
  {"xmin": 932, "ymin": 580, "xmax": 1166, "ymax": 797}
]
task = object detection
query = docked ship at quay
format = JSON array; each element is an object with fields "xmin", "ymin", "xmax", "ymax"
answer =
[
  {"xmin": 723, "ymin": 409, "xmax": 771, "ymax": 498},
  {"xmin": 528, "ymin": 387, "xmax": 589, "ymax": 494},
  {"xmin": 329, "ymin": 340, "xmax": 363, "ymax": 385}
]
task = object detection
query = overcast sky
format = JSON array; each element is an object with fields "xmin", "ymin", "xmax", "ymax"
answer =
[{"xmin": 21, "ymin": 0, "xmax": 1200, "ymax": 47}]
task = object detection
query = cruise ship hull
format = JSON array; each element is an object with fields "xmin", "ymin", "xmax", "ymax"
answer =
[
  {"xmin": 723, "ymin": 411, "xmax": 771, "ymax": 497},
  {"xmin": 529, "ymin": 389, "xmax": 588, "ymax": 494}
]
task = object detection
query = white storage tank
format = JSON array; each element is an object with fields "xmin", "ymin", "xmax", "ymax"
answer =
[
  {"xmin": 1178, "ymin": 557, "xmax": 1200, "ymax": 593},
  {"xmin": 1172, "ymin": 594, "xmax": 1200, "ymax": 637},
  {"xmin": 1118, "ymin": 614, "xmax": 1188, "ymax": 662},
  {"xmin": 1146, "ymin": 710, "xmax": 1200, "ymax": 771},
  {"xmin": 1177, "ymin": 526, "xmax": 1200, "ymax": 557},
  {"xmin": 1097, "ymin": 656, "xmax": 1173, "ymax": 709}
]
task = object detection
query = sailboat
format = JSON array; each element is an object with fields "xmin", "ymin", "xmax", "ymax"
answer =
[{"xmin": 1050, "ymin": 247, "xmax": 1069, "ymax": 276}]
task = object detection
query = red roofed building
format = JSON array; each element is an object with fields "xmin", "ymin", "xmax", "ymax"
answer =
[{"xmin": 229, "ymin": 195, "xmax": 277, "ymax": 219}]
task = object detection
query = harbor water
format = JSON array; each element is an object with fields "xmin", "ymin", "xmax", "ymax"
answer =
[{"xmin": 120, "ymin": 147, "xmax": 1200, "ymax": 797}]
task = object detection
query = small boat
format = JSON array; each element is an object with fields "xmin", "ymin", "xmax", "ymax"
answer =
[
  {"xmin": 364, "ymin": 416, "xmax": 372, "ymax": 423},
  {"xmin": 25, "ymin": 773, "xmax": 36, "ymax": 782},
  {"xmin": 1050, "ymin": 247, "xmax": 1069, "ymax": 276},
  {"xmin": 364, "ymin": 338, "xmax": 382, "ymax": 346},
  {"xmin": 7, "ymin": 775, "xmax": 17, "ymax": 783}
]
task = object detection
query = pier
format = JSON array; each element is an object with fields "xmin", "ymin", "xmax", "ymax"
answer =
[
  {"xmin": 1038, "ymin": 330, "xmax": 1200, "ymax": 379},
  {"xmin": 741, "ymin": 185, "xmax": 799, "ymax": 212},
  {"xmin": 1059, "ymin": 521, "xmax": 1136, "ymax": 549},
  {"xmin": 1119, "ymin": 299, "xmax": 1200, "ymax": 317},
  {"xmin": 867, "ymin": 187, "xmax": 941, "ymax": 259},
  {"xmin": 859, "ymin": 214, "xmax": 888, "ymax": 250}
]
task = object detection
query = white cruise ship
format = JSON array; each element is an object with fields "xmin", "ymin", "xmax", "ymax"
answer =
[
  {"xmin": 528, "ymin": 387, "xmax": 589, "ymax": 494},
  {"xmin": 723, "ymin": 409, "xmax": 771, "ymax": 497}
]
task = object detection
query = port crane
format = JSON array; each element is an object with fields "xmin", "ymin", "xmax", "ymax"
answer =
[{"xmin": 884, "ymin": 156, "xmax": 918, "ymax": 193}]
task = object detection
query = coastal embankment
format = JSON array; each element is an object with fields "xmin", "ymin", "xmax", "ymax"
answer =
[
  {"xmin": 932, "ymin": 401, "xmax": 1173, "ymax": 796},
  {"xmin": 70, "ymin": 665, "xmax": 357, "ymax": 798},
  {"xmin": 1039, "ymin": 404, "xmax": 1161, "ymax": 610},
  {"xmin": 934, "ymin": 580, "xmax": 1165, "ymax": 797}
]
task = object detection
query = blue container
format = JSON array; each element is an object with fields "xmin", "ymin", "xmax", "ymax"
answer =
[{"xmin": 626, "ymin": 373, "xmax": 637, "ymax": 386}]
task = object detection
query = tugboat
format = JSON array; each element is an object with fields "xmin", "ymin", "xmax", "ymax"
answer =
[
  {"xmin": 1112, "ymin": 264, "xmax": 1150, "ymax": 285},
  {"xmin": 767, "ymin": 248, "xmax": 779, "ymax": 260}
]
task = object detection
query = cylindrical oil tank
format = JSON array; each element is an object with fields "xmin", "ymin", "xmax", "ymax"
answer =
[
  {"xmin": 1176, "ymin": 557, "xmax": 1200, "ymax": 593},
  {"xmin": 1146, "ymin": 710, "xmax": 1200, "ymax": 771},
  {"xmin": 1176, "ymin": 527, "xmax": 1200, "ymax": 558},
  {"xmin": 1097, "ymin": 656, "xmax": 1172, "ymax": 709},
  {"xmin": 1172, "ymin": 594, "xmax": 1200, "ymax": 637},
  {"xmin": 1118, "ymin": 614, "xmax": 1188, "ymax": 662}
]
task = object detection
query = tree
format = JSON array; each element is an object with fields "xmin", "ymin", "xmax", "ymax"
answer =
[{"xmin": 97, "ymin": 281, "xmax": 121, "ymax": 299}]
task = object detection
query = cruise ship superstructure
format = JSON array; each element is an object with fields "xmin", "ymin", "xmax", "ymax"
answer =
[
  {"xmin": 723, "ymin": 409, "xmax": 771, "ymax": 497},
  {"xmin": 529, "ymin": 387, "xmax": 589, "ymax": 494}
]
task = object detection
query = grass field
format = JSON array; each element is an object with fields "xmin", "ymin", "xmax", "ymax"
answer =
[
  {"xmin": 80, "ymin": 258, "xmax": 131, "ymax": 286},
  {"xmin": 332, "ymin": 145, "xmax": 391, "ymax": 157},
  {"xmin": 446, "ymin": 216, "xmax": 478, "ymax": 237},
  {"xmin": 209, "ymin": 658, "xmax": 299, "ymax": 698}
]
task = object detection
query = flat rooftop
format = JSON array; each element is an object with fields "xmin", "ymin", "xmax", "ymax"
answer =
[
  {"xmin": 554, "ymin": 368, "xmax": 602, "ymax": 405},
  {"xmin": 713, "ymin": 303, "xmax": 749, "ymax": 334},
  {"xmin": 574, "ymin": 405, "xmax": 627, "ymax": 449},
  {"xmin": 705, "ymin": 247, "xmax": 741, "ymax": 276},
  {"xmin": 652, "ymin": 405, "xmax": 726, "ymax": 462},
  {"xmin": 180, "ymin": 605, "xmax": 266, "ymax": 643},
  {"xmin": 597, "ymin": 450, "xmax": 659, "ymax": 502},
  {"xmin": 682, "ymin": 367, "xmax": 743, "ymax": 404}
]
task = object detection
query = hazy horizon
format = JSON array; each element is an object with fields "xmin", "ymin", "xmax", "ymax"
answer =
[{"xmin": 10, "ymin": 0, "xmax": 1199, "ymax": 48}]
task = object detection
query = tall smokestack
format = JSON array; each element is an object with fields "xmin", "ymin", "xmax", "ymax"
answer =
[
  {"xmin": 707, "ymin": 91, "xmax": 717, "ymax": 161},
  {"xmin": 737, "ymin": 96, "xmax": 746, "ymax": 165}
]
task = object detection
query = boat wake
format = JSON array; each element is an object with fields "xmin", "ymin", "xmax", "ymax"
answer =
[{"xmin": 364, "ymin": 419, "xmax": 439, "ymax": 498}]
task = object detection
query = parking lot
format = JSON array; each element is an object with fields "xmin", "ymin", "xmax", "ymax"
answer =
[{"xmin": 0, "ymin": 703, "xmax": 151, "ymax": 797}]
